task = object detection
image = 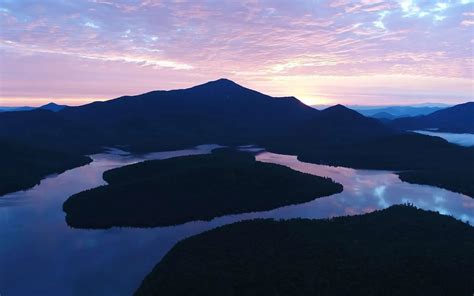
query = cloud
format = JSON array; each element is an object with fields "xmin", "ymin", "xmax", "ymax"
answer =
[
  {"xmin": 0, "ymin": 0, "xmax": 472, "ymax": 106},
  {"xmin": 84, "ymin": 21, "xmax": 100, "ymax": 29},
  {"xmin": 1, "ymin": 40, "xmax": 193, "ymax": 70},
  {"xmin": 461, "ymin": 19, "xmax": 474, "ymax": 26},
  {"xmin": 461, "ymin": 11, "xmax": 474, "ymax": 26}
]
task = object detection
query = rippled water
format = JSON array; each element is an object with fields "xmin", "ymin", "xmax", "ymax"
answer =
[{"xmin": 1, "ymin": 145, "xmax": 472, "ymax": 295}]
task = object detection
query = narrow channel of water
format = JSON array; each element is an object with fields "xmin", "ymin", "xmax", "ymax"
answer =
[{"xmin": 1, "ymin": 145, "xmax": 472, "ymax": 295}]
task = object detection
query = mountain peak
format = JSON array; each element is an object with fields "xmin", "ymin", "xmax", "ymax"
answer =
[
  {"xmin": 185, "ymin": 78, "xmax": 264, "ymax": 98},
  {"xmin": 320, "ymin": 104, "xmax": 372, "ymax": 121},
  {"xmin": 323, "ymin": 104, "xmax": 354, "ymax": 113},
  {"xmin": 39, "ymin": 102, "xmax": 66, "ymax": 112},
  {"xmin": 41, "ymin": 102, "xmax": 59, "ymax": 107},
  {"xmin": 331, "ymin": 104, "xmax": 348, "ymax": 109},
  {"xmin": 213, "ymin": 78, "xmax": 237, "ymax": 84},
  {"xmin": 196, "ymin": 78, "xmax": 241, "ymax": 89}
]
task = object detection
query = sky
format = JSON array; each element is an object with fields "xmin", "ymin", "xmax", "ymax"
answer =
[{"xmin": 0, "ymin": 0, "xmax": 473, "ymax": 107}]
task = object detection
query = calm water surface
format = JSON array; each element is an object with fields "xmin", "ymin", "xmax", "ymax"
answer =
[{"xmin": 1, "ymin": 144, "xmax": 473, "ymax": 295}]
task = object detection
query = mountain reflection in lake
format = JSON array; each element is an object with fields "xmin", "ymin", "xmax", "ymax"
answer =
[{"xmin": 0, "ymin": 145, "xmax": 472, "ymax": 296}]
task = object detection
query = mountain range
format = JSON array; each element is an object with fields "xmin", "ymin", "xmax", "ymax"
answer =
[
  {"xmin": 353, "ymin": 106, "xmax": 445, "ymax": 119},
  {"xmin": 388, "ymin": 102, "xmax": 474, "ymax": 133},
  {"xmin": 0, "ymin": 102, "xmax": 66, "ymax": 113},
  {"xmin": 0, "ymin": 78, "xmax": 473, "ymax": 196},
  {"xmin": 2, "ymin": 79, "xmax": 389, "ymax": 154}
]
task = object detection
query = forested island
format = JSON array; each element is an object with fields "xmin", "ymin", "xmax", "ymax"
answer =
[
  {"xmin": 135, "ymin": 205, "xmax": 474, "ymax": 296},
  {"xmin": 0, "ymin": 139, "xmax": 91, "ymax": 196},
  {"xmin": 63, "ymin": 149, "xmax": 343, "ymax": 228}
]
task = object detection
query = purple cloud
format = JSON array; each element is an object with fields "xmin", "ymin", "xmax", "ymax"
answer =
[{"xmin": 0, "ymin": 0, "xmax": 472, "ymax": 106}]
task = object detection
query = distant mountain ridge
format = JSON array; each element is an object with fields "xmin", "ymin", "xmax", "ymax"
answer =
[
  {"xmin": 0, "ymin": 106, "xmax": 35, "ymax": 112},
  {"xmin": 39, "ymin": 102, "xmax": 66, "ymax": 112},
  {"xmin": 389, "ymin": 102, "xmax": 474, "ymax": 133},
  {"xmin": 371, "ymin": 112, "xmax": 396, "ymax": 120},
  {"xmin": 0, "ymin": 102, "xmax": 67, "ymax": 113},
  {"xmin": 354, "ymin": 106, "xmax": 445, "ymax": 119}
]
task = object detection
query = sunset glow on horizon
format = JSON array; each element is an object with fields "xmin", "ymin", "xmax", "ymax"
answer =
[{"xmin": 0, "ymin": 0, "xmax": 473, "ymax": 107}]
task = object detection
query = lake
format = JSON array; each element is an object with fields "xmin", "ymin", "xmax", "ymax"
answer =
[
  {"xmin": 412, "ymin": 130, "xmax": 474, "ymax": 147},
  {"xmin": 1, "ymin": 145, "xmax": 472, "ymax": 295}
]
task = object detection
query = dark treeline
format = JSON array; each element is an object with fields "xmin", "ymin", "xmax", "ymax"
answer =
[
  {"xmin": 63, "ymin": 149, "xmax": 343, "ymax": 228},
  {"xmin": 398, "ymin": 168, "xmax": 474, "ymax": 197},
  {"xmin": 262, "ymin": 111, "xmax": 474, "ymax": 197},
  {"xmin": 0, "ymin": 139, "xmax": 91, "ymax": 196},
  {"xmin": 135, "ymin": 205, "xmax": 474, "ymax": 296},
  {"xmin": 268, "ymin": 133, "xmax": 474, "ymax": 198}
]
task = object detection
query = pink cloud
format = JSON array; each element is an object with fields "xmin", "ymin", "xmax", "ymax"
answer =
[{"xmin": 0, "ymin": 0, "xmax": 472, "ymax": 106}]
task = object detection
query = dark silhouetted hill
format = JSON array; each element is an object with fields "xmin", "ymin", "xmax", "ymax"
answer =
[
  {"xmin": 135, "ymin": 205, "xmax": 474, "ymax": 296},
  {"xmin": 0, "ymin": 139, "xmax": 91, "ymax": 196},
  {"xmin": 39, "ymin": 102, "xmax": 66, "ymax": 112},
  {"xmin": 0, "ymin": 109, "xmax": 102, "ymax": 154},
  {"xmin": 57, "ymin": 78, "xmax": 317, "ymax": 151},
  {"xmin": 315, "ymin": 104, "xmax": 389, "ymax": 139},
  {"xmin": 265, "ymin": 104, "xmax": 393, "ymax": 152}
]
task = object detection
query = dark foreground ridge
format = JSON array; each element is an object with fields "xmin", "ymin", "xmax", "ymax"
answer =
[
  {"xmin": 63, "ymin": 149, "xmax": 342, "ymax": 228},
  {"xmin": 135, "ymin": 205, "xmax": 474, "ymax": 296}
]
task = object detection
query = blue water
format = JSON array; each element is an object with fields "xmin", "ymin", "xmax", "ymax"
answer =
[{"xmin": 1, "ymin": 145, "xmax": 472, "ymax": 295}]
